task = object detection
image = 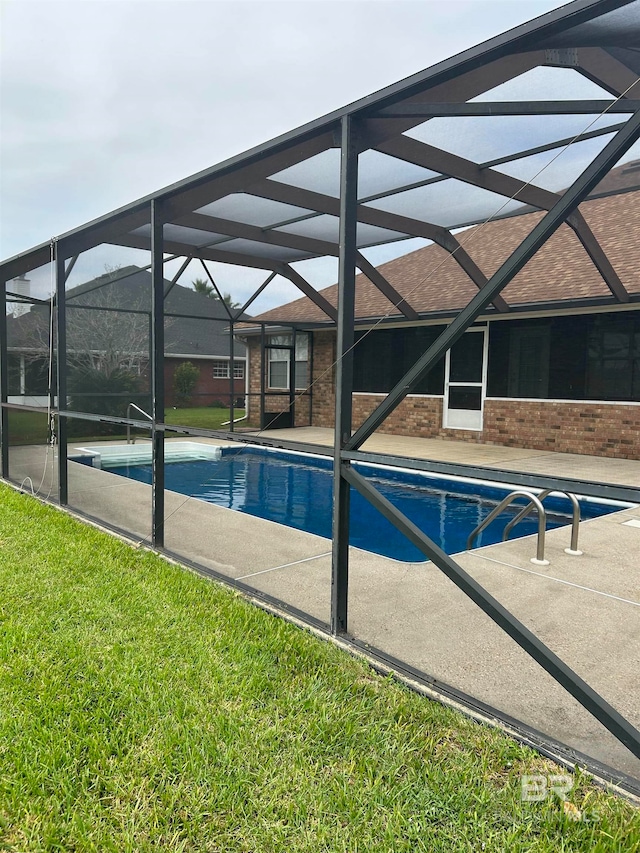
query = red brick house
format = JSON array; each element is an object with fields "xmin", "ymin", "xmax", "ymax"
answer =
[{"xmin": 240, "ymin": 162, "xmax": 640, "ymax": 459}]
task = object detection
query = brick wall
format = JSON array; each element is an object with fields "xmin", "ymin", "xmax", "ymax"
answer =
[
  {"xmin": 247, "ymin": 333, "xmax": 640, "ymax": 459},
  {"xmin": 482, "ymin": 399, "xmax": 640, "ymax": 459},
  {"xmin": 164, "ymin": 357, "xmax": 245, "ymax": 408}
]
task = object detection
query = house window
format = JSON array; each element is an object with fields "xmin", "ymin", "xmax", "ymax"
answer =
[
  {"xmin": 586, "ymin": 315, "xmax": 640, "ymax": 401},
  {"xmin": 352, "ymin": 327, "xmax": 445, "ymax": 394},
  {"xmin": 213, "ymin": 360, "xmax": 245, "ymax": 380},
  {"xmin": 267, "ymin": 333, "xmax": 309, "ymax": 390}
]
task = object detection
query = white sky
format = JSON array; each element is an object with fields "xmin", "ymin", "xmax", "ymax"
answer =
[{"xmin": 1, "ymin": 0, "xmax": 584, "ymax": 309}]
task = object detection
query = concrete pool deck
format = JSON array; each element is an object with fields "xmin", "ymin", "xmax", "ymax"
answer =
[{"xmin": 6, "ymin": 431, "xmax": 640, "ymax": 784}]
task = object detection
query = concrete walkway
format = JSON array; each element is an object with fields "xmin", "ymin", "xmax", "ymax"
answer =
[
  {"xmin": 7, "ymin": 432, "xmax": 640, "ymax": 783},
  {"xmin": 244, "ymin": 426, "xmax": 640, "ymax": 490}
]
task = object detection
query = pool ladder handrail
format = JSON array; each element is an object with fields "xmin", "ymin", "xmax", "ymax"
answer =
[
  {"xmin": 126, "ymin": 402, "xmax": 153, "ymax": 444},
  {"xmin": 466, "ymin": 489, "xmax": 582, "ymax": 565}
]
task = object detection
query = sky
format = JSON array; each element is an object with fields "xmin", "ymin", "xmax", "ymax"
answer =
[{"xmin": 0, "ymin": 0, "xmax": 595, "ymax": 310}]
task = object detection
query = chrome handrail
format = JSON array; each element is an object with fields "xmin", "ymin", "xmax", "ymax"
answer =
[
  {"xmin": 503, "ymin": 489, "xmax": 582, "ymax": 555},
  {"xmin": 126, "ymin": 402, "xmax": 152, "ymax": 444},
  {"xmin": 466, "ymin": 490, "xmax": 549, "ymax": 565}
]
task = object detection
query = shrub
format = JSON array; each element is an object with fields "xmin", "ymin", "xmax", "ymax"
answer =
[{"xmin": 173, "ymin": 361, "xmax": 200, "ymax": 405}]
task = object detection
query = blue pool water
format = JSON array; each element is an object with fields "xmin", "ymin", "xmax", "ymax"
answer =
[{"xmin": 105, "ymin": 447, "xmax": 619, "ymax": 562}]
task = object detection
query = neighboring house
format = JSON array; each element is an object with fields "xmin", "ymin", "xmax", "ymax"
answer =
[
  {"xmin": 6, "ymin": 266, "xmax": 248, "ymax": 411},
  {"xmin": 241, "ymin": 162, "xmax": 640, "ymax": 459}
]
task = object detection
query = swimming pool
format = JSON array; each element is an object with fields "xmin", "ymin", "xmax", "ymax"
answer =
[{"xmin": 95, "ymin": 444, "xmax": 622, "ymax": 562}]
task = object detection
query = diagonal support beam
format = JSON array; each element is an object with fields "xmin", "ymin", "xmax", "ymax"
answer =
[
  {"xmin": 200, "ymin": 259, "xmax": 234, "ymax": 320},
  {"xmin": 376, "ymin": 134, "xmax": 560, "ymax": 210},
  {"xmin": 276, "ymin": 264, "xmax": 338, "ymax": 322},
  {"xmin": 355, "ymin": 252, "xmax": 419, "ymax": 320},
  {"xmin": 578, "ymin": 47, "xmax": 640, "ymax": 98},
  {"xmin": 567, "ymin": 210, "xmax": 629, "ymax": 302},
  {"xmin": 346, "ymin": 107, "xmax": 640, "ymax": 452},
  {"xmin": 435, "ymin": 232, "xmax": 510, "ymax": 312},
  {"xmin": 233, "ymin": 271, "xmax": 278, "ymax": 320},
  {"xmin": 343, "ymin": 465, "xmax": 640, "ymax": 760}
]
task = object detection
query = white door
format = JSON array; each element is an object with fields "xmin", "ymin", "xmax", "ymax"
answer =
[{"xmin": 443, "ymin": 327, "xmax": 488, "ymax": 430}]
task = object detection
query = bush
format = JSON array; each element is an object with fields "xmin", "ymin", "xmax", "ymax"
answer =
[{"xmin": 173, "ymin": 361, "xmax": 200, "ymax": 405}]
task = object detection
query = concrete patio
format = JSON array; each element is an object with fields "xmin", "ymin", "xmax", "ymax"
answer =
[{"xmin": 6, "ymin": 429, "xmax": 640, "ymax": 784}]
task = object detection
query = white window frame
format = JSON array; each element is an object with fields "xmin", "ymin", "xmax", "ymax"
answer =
[
  {"xmin": 213, "ymin": 359, "xmax": 245, "ymax": 380},
  {"xmin": 212, "ymin": 361, "xmax": 230, "ymax": 379}
]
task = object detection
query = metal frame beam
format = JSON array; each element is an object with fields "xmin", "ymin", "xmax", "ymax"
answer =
[
  {"xmin": 199, "ymin": 259, "xmax": 234, "ymax": 320},
  {"xmin": 151, "ymin": 200, "xmax": 165, "ymax": 548},
  {"xmin": 578, "ymin": 46, "xmax": 640, "ymax": 98},
  {"xmin": 355, "ymin": 252, "xmax": 419, "ymax": 320},
  {"xmin": 276, "ymin": 265, "xmax": 338, "ymax": 322},
  {"xmin": 55, "ymin": 245, "xmax": 68, "ymax": 505},
  {"xmin": 331, "ymin": 115, "xmax": 358, "ymax": 636},
  {"xmin": 375, "ymin": 100, "xmax": 640, "ymax": 118},
  {"xmin": 0, "ymin": 279, "xmax": 8, "ymax": 478},
  {"xmin": 346, "ymin": 107, "xmax": 640, "ymax": 452},
  {"xmin": 175, "ymin": 211, "xmax": 339, "ymax": 258},
  {"xmin": 234, "ymin": 271, "xmax": 277, "ymax": 320}
]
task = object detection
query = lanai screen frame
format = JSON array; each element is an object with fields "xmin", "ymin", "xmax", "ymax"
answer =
[{"xmin": 2, "ymin": 0, "xmax": 640, "ymax": 773}]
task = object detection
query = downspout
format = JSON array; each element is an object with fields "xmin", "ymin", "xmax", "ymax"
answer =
[{"xmin": 221, "ymin": 333, "xmax": 249, "ymax": 426}]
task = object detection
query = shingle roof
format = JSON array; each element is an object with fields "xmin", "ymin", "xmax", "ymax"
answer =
[
  {"xmin": 251, "ymin": 168, "xmax": 640, "ymax": 326},
  {"xmin": 7, "ymin": 268, "xmax": 248, "ymax": 357}
]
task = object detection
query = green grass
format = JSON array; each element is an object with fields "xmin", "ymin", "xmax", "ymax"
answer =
[
  {"xmin": 7, "ymin": 407, "xmax": 244, "ymax": 447},
  {"xmin": 164, "ymin": 406, "xmax": 245, "ymax": 431},
  {"xmin": 0, "ymin": 484, "xmax": 637, "ymax": 852}
]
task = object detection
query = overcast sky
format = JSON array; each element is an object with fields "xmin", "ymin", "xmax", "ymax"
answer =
[{"xmin": 1, "ymin": 0, "xmax": 581, "ymax": 308}]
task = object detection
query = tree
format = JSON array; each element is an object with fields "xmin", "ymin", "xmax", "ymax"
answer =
[
  {"xmin": 192, "ymin": 277, "xmax": 215, "ymax": 298},
  {"xmin": 191, "ymin": 277, "xmax": 241, "ymax": 311},
  {"xmin": 173, "ymin": 361, "xmax": 199, "ymax": 405}
]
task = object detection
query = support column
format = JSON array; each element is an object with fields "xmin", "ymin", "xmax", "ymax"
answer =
[
  {"xmin": 56, "ymin": 245, "xmax": 68, "ymax": 505},
  {"xmin": 229, "ymin": 321, "xmax": 235, "ymax": 432},
  {"xmin": 151, "ymin": 200, "xmax": 165, "ymax": 547},
  {"xmin": 0, "ymin": 278, "xmax": 8, "ymax": 478},
  {"xmin": 260, "ymin": 324, "xmax": 266, "ymax": 428},
  {"xmin": 331, "ymin": 114, "xmax": 358, "ymax": 636}
]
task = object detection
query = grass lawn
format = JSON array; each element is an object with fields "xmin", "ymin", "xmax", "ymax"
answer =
[
  {"xmin": 0, "ymin": 485, "xmax": 637, "ymax": 851},
  {"xmin": 7, "ymin": 407, "xmax": 245, "ymax": 447},
  {"xmin": 164, "ymin": 406, "xmax": 245, "ymax": 431}
]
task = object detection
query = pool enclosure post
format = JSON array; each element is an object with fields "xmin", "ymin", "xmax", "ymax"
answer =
[
  {"xmin": 151, "ymin": 199, "xmax": 165, "ymax": 548},
  {"xmin": 55, "ymin": 243, "xmax": 68, "ymax": 505},
  {"xmin": 331, "ymin": 114, "xmax": 358, "ymax": 636},
  {"xmin": 0, "ymin": 278, "xmax": 8, "ymax": 479}
]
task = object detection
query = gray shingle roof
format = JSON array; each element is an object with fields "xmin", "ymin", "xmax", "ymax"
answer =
[{"xmin": 7, "ymin": 267, "xmax": 248, "ymax": 358}]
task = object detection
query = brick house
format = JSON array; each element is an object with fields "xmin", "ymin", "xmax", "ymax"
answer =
[
  {"xmin": 240, "ymin": 162, "xmax": 640, "ymax": 459},
  {"xmin": 6, "ymin": 266, "xmax": 247, "ymax": 410}
]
